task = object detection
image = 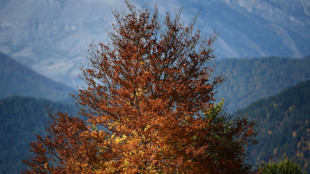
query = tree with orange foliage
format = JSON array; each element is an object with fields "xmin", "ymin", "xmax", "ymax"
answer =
[{"xmin": 23, "ymin": 1, "xmax": 257, "ymax": 173}]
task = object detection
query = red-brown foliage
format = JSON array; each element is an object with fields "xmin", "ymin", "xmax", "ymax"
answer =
[{"xmin": 23, "ymin": 1, "xmax": 257, "ymax": 173}]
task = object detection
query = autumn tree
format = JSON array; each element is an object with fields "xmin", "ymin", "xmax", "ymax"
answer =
[{"xmin": 23, "ymin": 1, "xmax": 257, "ymax": 173}]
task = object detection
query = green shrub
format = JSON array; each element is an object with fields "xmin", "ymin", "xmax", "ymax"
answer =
[{"xmin": 260, "ymin": 158, "xmax": 306, "ymax": 174}]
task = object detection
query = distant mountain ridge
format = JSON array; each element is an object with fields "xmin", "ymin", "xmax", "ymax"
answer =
[
  {"xmin": 214, "ymin": 56, "xmax": 310, "ymax": 111},
  {"xmin": 0, "ymin": 0, "xmax": 309, "ymax": 87},
  {"xmin": 0, "ymin": 52, "xmax": 74, "ymax": 101},
  {"xmin": 239, "ymin": 79, "xmax": 310, "ymax": 172},
  {"xmin": 2, "ymin": 49, "xmax": 310, "ymax": 112}
]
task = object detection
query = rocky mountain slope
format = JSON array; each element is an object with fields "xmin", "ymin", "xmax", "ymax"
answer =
[{"xmin": 1, "ymin": 0, "xmax": 309, "ymax": 87}]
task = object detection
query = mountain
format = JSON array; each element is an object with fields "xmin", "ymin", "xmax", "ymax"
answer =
[
  {"xmin": 212, "ymin": 0, "xmax": 310, "ymax": 58},
  {"xmin": 0, "ymin": 52, "xmax": 75, "ymax": 101},
  {"xmin": 0, "ymin": 96, "xmax": 78, "ymax": 174},
  {"xmin": 0, "ymin": 0, "xmax": 309, "ymax": 87},
  {"xmin": 239, "ymin": 79, "xmax": 310, "ymax": 172},
  {"xmin": 214, "ymin": 56, "xmax": 310, "ymax": 112}
]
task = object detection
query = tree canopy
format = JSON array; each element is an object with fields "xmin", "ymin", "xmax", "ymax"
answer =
[
  {"xmin": 23, "ymin": 1, "xmax": 257, "ymax": 173},
  {"xmin": 260, "ymin": 158, "xmax": 306, "ymax": 174}
]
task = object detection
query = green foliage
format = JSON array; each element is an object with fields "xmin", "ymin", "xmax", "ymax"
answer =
[
  {"xmin": 260, "ymin": 159, "xmax": 306, "ymax": 174},
  {"xmin": 0, "ymin": 96, "xmax": 77, "ymax": 174},
  {"xmin": 240, "ymin": 79, "xmax": 310, "ymax": 172},
  {"xmin": 203, "ymin": 99, "xmax": 229, "ymax": 134},
  {"xmin": 204, "ymin": 98, "xmax": 224, "ymax": 119},
  {"xmin": 214, "ymin": 56, "xmax": 310, "ymax": 111}
]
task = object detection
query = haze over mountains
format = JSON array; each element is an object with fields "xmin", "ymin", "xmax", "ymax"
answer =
[
  {"xmin": 0, "ymin": 0, "xmax": 309, "ymax": 87},
  {"xmin": 1, "ymin": 0, "xmax": 310, "ymax": 173},
  {"xmin": 0, "ymin": 53, "xmax": 74, "ymax": 102},
  {"xmin": 214, "ymin": 56, "xmax": 310, "ymax": 111}
]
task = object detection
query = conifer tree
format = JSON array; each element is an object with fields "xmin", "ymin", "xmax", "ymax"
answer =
[{"xmin": 24, "ymin": 1, "xmax": 257, "ymax": 173}]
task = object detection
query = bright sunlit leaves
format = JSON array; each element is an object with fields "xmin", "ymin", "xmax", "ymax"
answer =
[{"xmin": 23, "ymin": 1, "xmax": 257, "ymax": 173}]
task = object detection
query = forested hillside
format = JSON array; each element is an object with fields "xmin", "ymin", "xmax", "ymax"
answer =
[
  {"xmin": 2, "ymin": 50, "xmax": 310, "ymax": 112},
  {"xmin": 0, "ymin": 96, "xmax": 77, "ymax": 174},
  {"xmin": 0, "ymin": 52, "xmax": 74, "ymax": 102},
  {"xmin": 1, "ymin": 51, "xmax": 310, "ymax": 172},
  {"xmin": 239, "ymin": 79, "xmax": 310, "ymax": 172},
  {"xmin": 214, "ymin": 56, "xmax": 310, "ymax": 111}
]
